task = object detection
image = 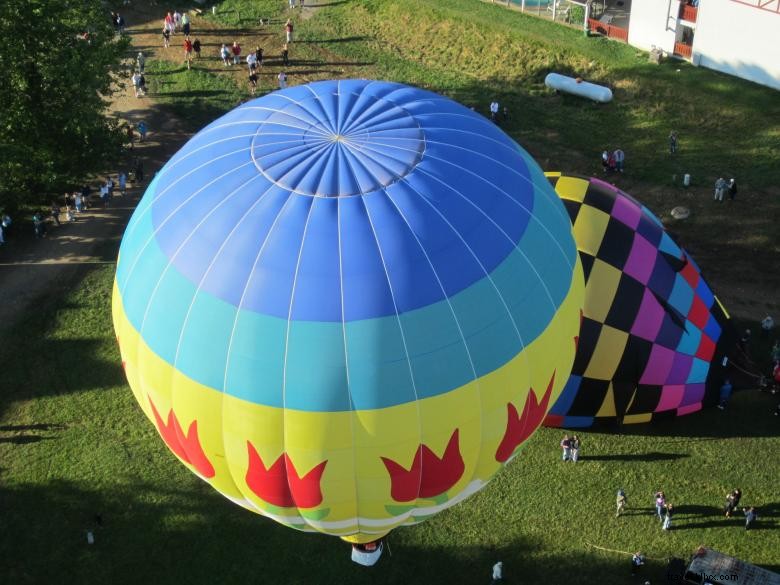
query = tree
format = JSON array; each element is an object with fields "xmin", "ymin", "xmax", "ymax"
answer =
[{"xmin": 0, "ymin": 0, "xmax": 130, "ymax": 212}]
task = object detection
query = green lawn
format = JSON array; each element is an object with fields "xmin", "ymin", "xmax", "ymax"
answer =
[
  {"xmin": 2, "ymin": 1, "xmax": 779, "ymax": 583},
  {"xmin": 1, "ymin": 265, "xmax": 778, "ymax": 584}
]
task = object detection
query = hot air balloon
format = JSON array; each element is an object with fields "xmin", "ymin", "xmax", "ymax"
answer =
[
  {"xmin": 543, "ymin": 174, "xmax": 736, "ymax": 428},
  {"xmin": 112, "ymin": 80, "xmax": 583, "ymax": 549}
]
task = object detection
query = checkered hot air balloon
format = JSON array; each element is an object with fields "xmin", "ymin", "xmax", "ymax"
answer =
[
  {"xmin": 113, "ymin": 80, "xmax": 583, "ymax": 543},
  {"xmin": 543, "ymin": 174, "xmax": 736, "ymax": 428}
]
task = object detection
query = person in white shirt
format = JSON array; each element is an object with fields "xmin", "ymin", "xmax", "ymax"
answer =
[
  {"xmin": 492, "ymin": 561, "xmax": 503, "ymax": 583},
  {"xmin": 489, "ymin": 100, "xmax": 499, "ymax": 122},
  {"xmin": 278, "ymin": 71, "xmax": 287, "ymax": 89}
]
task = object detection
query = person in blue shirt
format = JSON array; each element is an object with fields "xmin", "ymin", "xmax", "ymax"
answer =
[{"xmin": 718, "ymin": 379, "xmax": 733, "ymax": 410}]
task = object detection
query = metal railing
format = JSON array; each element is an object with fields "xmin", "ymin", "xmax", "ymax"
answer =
[
  {"xmin": 673, "ymin": 41, "xmax": 693, "ymax": 59},
  {"xmin": 587, "ymin": 18, "xmax": 629, "ymax": 42},
  {"xmin": 679, "ymin": 3, "xmax": 698, "ymax": 21}
]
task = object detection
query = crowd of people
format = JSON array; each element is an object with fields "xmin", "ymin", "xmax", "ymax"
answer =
[{"xmin": 601, "ymin": 147, "xmax": 626, "ymax": 173}]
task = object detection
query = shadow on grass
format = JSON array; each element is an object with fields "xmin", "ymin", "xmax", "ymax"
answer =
[
  {"xmin": 579, "ymin": 452, "xmax": 689, "ymax": 462},
  {"xmin": 0, "ymin": 479, "xmax": 638, "ymax": 585}
]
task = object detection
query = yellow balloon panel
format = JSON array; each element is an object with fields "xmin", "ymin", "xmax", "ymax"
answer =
[{"xmin": 113, "ymin": 265, "xmax": 583, "ymax": 539}]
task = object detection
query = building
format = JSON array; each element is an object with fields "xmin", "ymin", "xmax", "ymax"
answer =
[{"xmin": 605, "ymin": 0, "xmax": 780, "ymax": 90}]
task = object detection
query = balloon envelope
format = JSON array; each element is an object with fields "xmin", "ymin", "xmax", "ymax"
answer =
[
  {"xmin": 543, "ymin": 174, "xmax": 735, "ymax": 428},
  {"xmin": 113, "ymin": 80, "xmax": 583, "ymax": 541}
]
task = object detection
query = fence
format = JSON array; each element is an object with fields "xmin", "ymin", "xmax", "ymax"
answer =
[{"xmin": 587, "ymin": 18, "xmax": 629, "ymax": 42}]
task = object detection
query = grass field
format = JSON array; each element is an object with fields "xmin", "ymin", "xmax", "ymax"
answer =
[{"xmin": 2, "ymin": 1, "xmax": 779, "ymax": 583}]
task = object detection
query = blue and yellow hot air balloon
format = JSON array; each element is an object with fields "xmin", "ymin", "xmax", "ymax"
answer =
[{"xmin": 113, "ymin": 80, "xmax": 583, "ymax": 544}]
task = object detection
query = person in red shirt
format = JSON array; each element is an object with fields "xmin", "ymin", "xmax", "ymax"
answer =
[
  {"xmin": 232, "ymin": 41, "xmax": 242, "ymax": 65},
  {"xmin": 184, "ymin": 37, "xmax": 193, "ymax": 69}
]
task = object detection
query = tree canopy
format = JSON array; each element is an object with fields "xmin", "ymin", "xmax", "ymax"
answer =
[{"xmin": 0, "ymin": 0, "xmax": 129, "ymax": 211}]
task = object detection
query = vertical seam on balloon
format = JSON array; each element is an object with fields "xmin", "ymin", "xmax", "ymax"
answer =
[
  {"xmin": 396, "ymin": 176, "xmax": 533, "ymax": 490},
  {"xmin": 150, "ymin": 173, "xmax": 267, "ymax": 483},
  {"xmin": 281, "ymin": 195, "xmax": 317, "ymax": 526},
  {"xmin": 336, "ymin": 197, "xmax": 361, "ymax": 537},
  {"xmin": 301, "ymin": 83, "xmax": 338, "ymax": 135},
  {"xmin": 219, "ymin": 191, "xmax": 299, "ymax": 514},
  {"xmin": 119, "ymin": 154, "xmax": 257, "ymax": 299},
  {"xmin": 358, "ymin": 136, "xmax": 574, "ymax": 272},
  {"xmin": 127, "ymin": 168, "xmax": 257, "ymax": 352},
  {"xmin": 122, "ymin": 141, "xmax": 258, "ymax": 246},
  {"xmin": 359, "ymin": 193, "xmax": 422, "ymax": 526},
  {"xmin": 380, "ymin": 186, "xmax": 480, "ymax": 504}
]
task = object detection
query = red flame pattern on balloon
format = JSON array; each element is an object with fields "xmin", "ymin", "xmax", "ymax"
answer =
[
  {"xmin": 148, "ymin": 396, "xmax": 215, "ymax": 478},
  {"xmin": 495, "ymin": 372, "xmax": 556, "ymax": 462},
  {"xmin": 245, "ymin": 442, "xmax": 327, "ymax": 509},
  {"xmin": 381, "ymin": 429, "xmax": 465, "ymax": 503}
]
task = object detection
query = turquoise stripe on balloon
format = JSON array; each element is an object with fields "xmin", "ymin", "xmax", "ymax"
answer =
[{"xmin": 117, "ymin": 188, "xmax": 576, "ymax": 411}]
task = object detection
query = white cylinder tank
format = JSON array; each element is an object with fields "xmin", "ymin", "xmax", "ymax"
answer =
[{"xmin": 544, "ymin": 73, "xmax": 613, "ymax": 103}]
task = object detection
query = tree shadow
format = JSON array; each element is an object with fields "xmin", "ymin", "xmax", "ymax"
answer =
[
  {"xmin": 0, "ymin": 479, "xmax": 638, "ymax": 585},
  {"xmin": 296, "ymin": 36, "xmax": 370, "ymax": 44},
  {"xmin": 579, "ymin": 452, "xmax": 689, "ymax": 462}
]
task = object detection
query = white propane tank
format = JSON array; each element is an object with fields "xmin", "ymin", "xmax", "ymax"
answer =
[{"xmin": 544, "ymin": 73, "xmax": 613, "ymax": 103}]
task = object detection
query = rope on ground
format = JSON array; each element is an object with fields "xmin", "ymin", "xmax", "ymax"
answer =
[
  {"xmin": 730, "ymin": 360, "xmax": 764, "ymax": 381},
  {"xmin": 584, "ymin": 541, "xmax": 659, "ymax": 560}
]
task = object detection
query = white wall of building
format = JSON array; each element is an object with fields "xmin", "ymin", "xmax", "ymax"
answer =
[
  {"xmin": 693, "ymin": 1, "xmax": 780, "ymax": 90},
  {"xmin": 627, "ymin": 0, "xmax": 681, "ymax": 54}
]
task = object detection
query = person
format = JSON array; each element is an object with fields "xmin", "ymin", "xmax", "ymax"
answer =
[
  {"xmin": 299, "ymin": 0, "xmax": 305, "ymax": 6},
  {"xmin": 744, "ymin": 507, "xmax": 757, "ymax": 530},
  {"xmin": 490, "ymin": 100, "xmax": 499, "ymax": 122},
  {"xmin": 761, "ymin": 315, "xmax": 774, "ymax": 337},
  {"xmin": 717, "ymin": 379, "xmax": 733, "ymax": 410},
  {"xmin": 100, "ymin": 183, "xmax": 109, "ymax": 208},
  {"xmin": 631, "ymin": 552, "xmax": 645, "ymax": 576},
  {"xmin": 50, "ymin": 201, "xmax": 61, "ymax": 226},
  {"xmin": 289, "ymin": 0, "xmax": 296, "ymax": 7},
  {"xmin": 138, "ymin": 73, "xmax": 147, "ymax": 97},
  {"xmin": 613, "ymin": 148, "xmax": 625, "ymax": 172},
  {"xmin": 654, "ymin": 491, "xmax": 666, "ymax": 520},
  {"xmin": 163, "ymin": 26, "xmax": 171, "ymax": 48},
  {"xmin": 184, "ymin": 37, "xmax": 193, "ymax": 69},
  {"xmin": 771, "ymin": 340, "xmax": 780, "ymax": 363},
  {"xmin": 137, "ymin": 120, "xmax": 147, "ymax": 142},
  {"xmin": 616, "ymin": 489, "xmax": 627, "ymax": 517},
  {"xmin": 560, "ymin": 434, "xmax": 571, "ymax": 461},
  {"xmin": 285, "ymin": 19, "xmax": 294, "ymax": 43},
  {"xmin": 119, "ymin": 171, "xmax": 127, "ymax": 196},
  {"xmin": 164, "ymin": 12, "xmax": 174, "ymax": 35},
  {"xmin": 281, "ymin": 44, "xmax": 289, "ymax": 66},
  {"xmin": 725, "ymin": 489, "xmax": 741, "ymax": 517},
  {"xmin": 249, "ymin": 70, "xmax": 258, "ymax": 95},
  {"xmin": 601, "ymin": 149, "xmax": 609, "ymax": 172},
  {"xmin": 131, "ymin": 70, "xmax": 143, "ymax": 97},
  {"xmin": 663, "ymin": 503, "xmax": 674, "ymax": 530},
  {"xmin": 32, "ymin": 213, "xmax": 46, "ymax": 238},
  {"xmin": 256, "ymin": 47, "xmax": 264, "ymax": 67},
  {"xmin": 74, "ymin": 192, "xmax": 83, "ymax": 213},
  {"xmin": 728, "ymin": 178, "xmax": 737, "ymax": 201},
  {"xmin": 181, "ymin": 11, "xmax": 190, "ymax": 36},
  {"xmin": 492, "ymin": 561, "xmax": 503, "ymax": 583},
  {"xmin": 571, "ymin": 434, "xmax": 581, "ymax": 462},
  {"xmin": 136, "ymin": 51, "xmax": 145, "ymax": 73},
  {"xmin": 220, "ymin": 44, "xmax": 231, "ymax": 66},
  {"xmin": 232, "ymin": 41, "xmax": 242, "ymax": 65},
  {"xmin": 278, "ymin": 71, "xmax": 288, "ymax": 89},
  {"xmin": 247, "ymin": 50, "xmax": 258, "ymax": 72},
  {"xmin": 607, "ymin": 150, "xmax": 617, "ymax": 172},
  {"xmin": 117, "ymin": 13, "xmax": 126, "ymax": 34},
  {"xmin": 193, "ymin": 38, "xmax": 201, "ymax": 59},
  {"xmin": 669, "ymin": 130, "xmax": 678, "ymax": 154},
  {"xmin": 134, "ymin": 158, "xmax": 144, "ymax": 182},
  {"xmin": 173, "ymin": 10, "xmax": 182, "ymax": 32},
  {"xmin": 714, "ymin": 177, "xmax": 727, "ymax": 202}
]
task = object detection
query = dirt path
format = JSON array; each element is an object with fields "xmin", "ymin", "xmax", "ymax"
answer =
[
  {"xmin": 0, "ymin": 0, "xmax": 775, "ymax": 335},
  {"xmin": 0, "ymin": 9, "xmax": 195, "ymax": 335}
]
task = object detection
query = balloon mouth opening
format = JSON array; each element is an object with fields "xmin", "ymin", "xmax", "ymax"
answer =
[{"xmin": 250, "ymin": 93, "xmax": 425, "ymax": 198}]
